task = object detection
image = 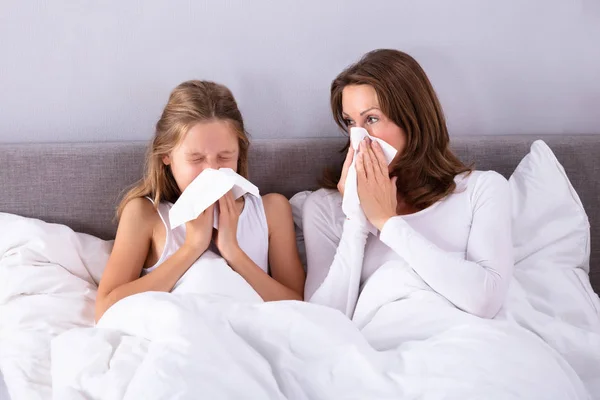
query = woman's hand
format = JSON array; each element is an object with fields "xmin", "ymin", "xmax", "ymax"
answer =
[
  {"xmin": 183, "ymin": 204, "xmax": 215, "ymax": 259},
  {"xmin": 215, "ymin": 191, "xmax": 243, "ymax": 263},
  {"xmin": 355, "ymin": 138, "xmax": 398, "ymax": 231},
  {"xmin": 337, "ymin": 145, "xmax": 355, "ymax": 196}
]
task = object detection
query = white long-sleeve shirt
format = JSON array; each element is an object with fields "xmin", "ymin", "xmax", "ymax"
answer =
[{"xmin": 303, "ymin": 170, "xmax": 513, "ymax": 319}]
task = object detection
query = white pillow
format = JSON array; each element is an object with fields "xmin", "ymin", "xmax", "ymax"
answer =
[
  {"xmin": 505, "ymin": 140, "xmax": 600, "ymax": 396},
  {"xmin": 509, "ymin": 140, "xmax": 600, "ymax": 326}
]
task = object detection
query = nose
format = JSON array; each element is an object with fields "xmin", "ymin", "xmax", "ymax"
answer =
[
  {"xmin": 206, "ymin": 159, "xmax": 220, "ymax": 170},
  {"xmin": 353, "ymin": 123, "xmax": 374, "ymax": 137}
]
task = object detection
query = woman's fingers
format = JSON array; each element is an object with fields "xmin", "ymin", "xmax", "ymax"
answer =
[
  {"xmin": 342, "ymin": 145, "xmax": 355, "ymax": 173},
  {"xmin": 361, "ymin": 139, "xmax": 376, "ymax": 180},
  {"xmin": 370, "ymin": 141, "xmax": 389, "ymax": 176},
  {"xmin": 355, "ymin": 143, "xmax": 366, "ymax": 180}
]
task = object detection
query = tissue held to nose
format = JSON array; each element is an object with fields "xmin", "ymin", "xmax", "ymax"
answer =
[
  {"xmin": 342, "ymin": 127, "xmax": 397, "ymax": 233},
  {"xmin": 350, "ymin": 127, "xmax": 397, "ymax": 162},
  {"xmin": 169, "ymin": 168, "xmax": 260, "ymax": 230}
]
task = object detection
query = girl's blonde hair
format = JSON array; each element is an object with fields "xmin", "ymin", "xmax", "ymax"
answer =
[{"xmin": 117, "ymin": 80, "xmax": 250, "ymax": 219}]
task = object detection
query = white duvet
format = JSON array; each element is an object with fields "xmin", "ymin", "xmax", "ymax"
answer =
[{"xmin": 1, "ymin": 213, "xmax": 599, "ymax": 399}]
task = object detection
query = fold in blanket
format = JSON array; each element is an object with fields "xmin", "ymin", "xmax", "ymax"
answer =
[
  {"xmin": 1, "ymin": 212, "xmax": 598, "ymax": 400},
  {"xmin": 52, "ymin": 254, "xmax": 593, "ymax": 400}
]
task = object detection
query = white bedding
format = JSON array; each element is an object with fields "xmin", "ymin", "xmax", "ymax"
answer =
[
  {"xmin": 0, "ymin": 213, "xmax": 111, "ymax": 400},
  {"xmin": 0, "ymin": 370, "xmax": 8, "ymax": 400},
  {"xmin": 1, "ymin": 213, "xmax": 599, "ymax": 399}
]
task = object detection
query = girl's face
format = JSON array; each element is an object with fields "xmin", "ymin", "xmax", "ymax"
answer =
[
  {"xmin": 341, "ymin": 84, "xmax": 407, "ymax": 154},
  {"xmin": 163, "ymin": 120, "xmax": 240, "ymax": 193}
]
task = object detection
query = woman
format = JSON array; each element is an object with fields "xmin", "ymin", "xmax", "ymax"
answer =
[{"xmin": 303, "ymin": 49, "xmax": 512, "ymax": 319}]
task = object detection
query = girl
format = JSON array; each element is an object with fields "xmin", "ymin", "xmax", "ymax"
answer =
[
  {"xmin": 303, "ymin": 49, "xmax": 513, "ymax": 319},
  {"xmin": 95, "ymin": 80, "xmax": 305, "ymax": 322}
]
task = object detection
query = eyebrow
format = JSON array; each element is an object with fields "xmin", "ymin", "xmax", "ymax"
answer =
[
  {"xmin": 360, "ymin": 107, "xmax": 380, "ymax": 116},
  {"xmin": 185, "ymin": 150, "xmax": 237, "ymax": 157},
  {"xmin": 342, "ymin": 107, "xmax": 381, "ymax": 117}
]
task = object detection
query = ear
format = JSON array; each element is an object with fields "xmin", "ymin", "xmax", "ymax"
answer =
[{"xmin": 162, "ymin": 154, "xmax": 171, "ymax": 165}]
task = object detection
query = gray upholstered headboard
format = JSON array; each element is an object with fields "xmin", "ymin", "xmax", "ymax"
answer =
[{"xmin": 1, "ymin": 134, "xmax": 599, "ymax": 293}]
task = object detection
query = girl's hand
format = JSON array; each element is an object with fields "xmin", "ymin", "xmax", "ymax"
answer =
[
  {"xmin": 215, "ymin": 191, "xmax": 243, "ymax": 263},
  {"xmin": 183, "ymin": 204, "xmax": 215, "ymax": 258},
  {"xmin": 355, "ymin": 138, "xmax": 398, "ymax": 231},
  {"xmin": 337, "ymin": 145, "xmax": 355, "ymax": 196}
]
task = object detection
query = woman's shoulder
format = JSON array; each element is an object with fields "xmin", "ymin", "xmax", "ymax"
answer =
[
  {"xmin": 301, "ymin": 188, "xmax": 346, "ymax": 228},
  {"xmin": 304, "ymin": 188, "xmax": 342, "ymax": 213},
  {"xmin": 457, "ymin": 170, "xmax": 508, "ymax": 191},
  {"xmin": 307, "ymin": 188, "xmax": 342, "ymax": 205},
  {"xmin": 456, "ymin": 170, "xmax": 510, "ymax": 205}
]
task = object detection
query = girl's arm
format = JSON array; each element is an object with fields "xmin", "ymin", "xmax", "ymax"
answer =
[
  {"xmin": 95, "ymin": 198, "xmax": 213, "ymax": 322},
  {"xmin": 216, "ymin": 192, "xmax": 305, "ymax": 301}
]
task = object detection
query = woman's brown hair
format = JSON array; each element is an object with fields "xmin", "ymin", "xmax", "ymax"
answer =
[
  {"xmin": 116, "ymin": 80, "xmax": 250, "ymax": 219},
  {"xmin": 325, "ymin": 49, "xmax": 471, "ymax": 210}
]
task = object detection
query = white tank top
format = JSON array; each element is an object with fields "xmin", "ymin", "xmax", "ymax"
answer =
[{"xmin": 142, "ymin": 194, "xmax": 270, "ymax": 275}]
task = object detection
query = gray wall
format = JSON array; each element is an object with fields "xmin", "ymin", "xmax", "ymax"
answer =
[{"xmin": 1, "ymin": 0, "xmax": 599, "ymax": 143}]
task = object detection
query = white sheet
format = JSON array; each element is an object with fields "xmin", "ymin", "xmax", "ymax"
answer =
[
  {"xmin": 0, "ymin": 213, "xmax": 111, "ymax": 400},
  {"xmin": 49, "ymin": 257, "xmax": 594, "ymax": 399},
  {"xmin": 1, "ymin": 212, "xmax": 599, "ymax": 399},
  {"xmin": 0, "ymin": 370, "xmax": 8, "ymax": 400}
]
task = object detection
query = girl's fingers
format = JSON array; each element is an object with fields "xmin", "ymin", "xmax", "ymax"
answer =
[
  {"xmin": 226, "ymin": 191, "xmax": 235, "ymax": 213},
  {"xmin": 218, "ymin": 196, "xmax": 228, "ymax": 216}
]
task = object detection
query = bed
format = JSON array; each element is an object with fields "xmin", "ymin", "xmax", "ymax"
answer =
[{"xmin": 1, "ymin": 134, "xmax": 599, "ymax": 399}]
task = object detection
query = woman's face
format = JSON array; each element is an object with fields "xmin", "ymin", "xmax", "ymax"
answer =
[
  {"xmin": 163, "ymin": 120, "xmax": 239, "ymax": 193},
  {"xmin": 341, "ymin": 84, "xmax": 406, "ymax": 154}
]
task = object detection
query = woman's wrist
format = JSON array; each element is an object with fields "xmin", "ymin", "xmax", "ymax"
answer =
[{"xmin": 372, "ymin": 214, "xmax": 396, "ymax": 231}]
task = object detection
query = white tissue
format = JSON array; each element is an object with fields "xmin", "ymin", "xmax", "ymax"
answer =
[
  {"xmin": 169, "ymin": 168, "xmax": 260, "ymax": 230},
  {"xmin": 342, "ymin": 127, "xmax": 398, "ymax": 234}
]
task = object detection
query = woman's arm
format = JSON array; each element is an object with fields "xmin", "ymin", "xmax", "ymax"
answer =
[
  {"xmin": 215, "ymin": 192, "xmax": 304, "ymax": 301},
  {"xmin": 302, "ymin": 190, "xmax": 370, "ymax": 318},
  {"xmin": 378, "ymin": 172, "xmax": 513, "ymax": 318},
  {"xmin": 95, "ymin": 198, "xmax": 213, "ymax": 322},
  {"xmin": 355, "ymin": 139, "xmax": 513, "ymax": 318}
]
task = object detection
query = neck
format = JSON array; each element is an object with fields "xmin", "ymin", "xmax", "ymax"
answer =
[{"xmin": 396, "ymin": 194, "xmax": 419, "ymax": 216}]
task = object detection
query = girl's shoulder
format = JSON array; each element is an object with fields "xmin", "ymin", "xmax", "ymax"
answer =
[
  {"xmin": 260, "ymin": 193, "xmax": 295, "ymax": 237},
  {"xmin": 261, "ymin": 193, "xmax": 292, "ymax": 218},
  {"xmin": 118, "ymin": 196, "xmax": 161, "ymax": 236}
]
